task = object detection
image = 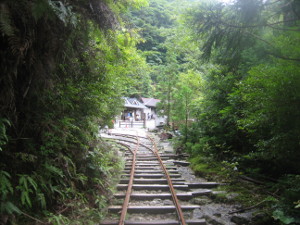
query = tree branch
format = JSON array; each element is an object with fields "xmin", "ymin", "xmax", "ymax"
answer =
[
  {"xmin": 267, "ymin": 52, "xmax": 300, "ymax": 62},
  {"xmin": 245, "ymin": 31, "xmax": 275, "ymax": 48},
  {"xmin": 245, "ymin": 32, "xmax": 300, "ymax": 62},
  {"xmin": 220, "ymin": 18, "xmax": 300, "ymax": 29},
  {"xmin": 268, "ymin": 24, "xmax": 300, "ymax": 31},
  {"xmin": 21, "ymin": 211, "xmax": 47, "ymax": 224},
  {"xmin": 228, "ymin": 200, "xmax": 266, "ymax": 214}
]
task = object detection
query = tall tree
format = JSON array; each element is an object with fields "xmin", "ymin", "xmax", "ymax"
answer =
[
  {"xmin": 0, "ymin": 0, "xmax": 148, "ymax": 223},
  {"xmin": 183, "ymin": 0, "xmax": 300, "ymax": 222}
]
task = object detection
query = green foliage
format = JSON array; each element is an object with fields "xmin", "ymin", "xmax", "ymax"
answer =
[
  {"xmin": 48, "ymin": 0, "xmax": 77, "ymax": 26},
  {"xmin": 0, "ymin": 170, "xmax": 21, "ymax": 215},
  {"xmin": 0, "ymin": 118, "xmax": 10, "ymax": 151},
  {"xmin": 0, "ymin": 3, "xmax": 14, "ymax": 36},
  {"xmin": 0, "ymin": 0, "xmax": 147, "ymax": 223},
  {"xmin": 0, "ymin": 172, "xmax": 13, "ymax": 198},
  {"xmin": 181, "ymin": 1, "xmax": 300, "ymax": 223},
  {"xmin": 127, "ymin": 0, "xmax": 174, "ymax": 63},
  {"xmin": 271, "ymin": 175, "xmax": 300, "ymax": 224},
  {"xmin": 183, "ymin": 0, "xmax": 300, "ymax": 171},
  {"xmin": 236, "ymin": 58, "xmax": 300, "ymax": 174},
  {"xmin": 16, "ymin": 174, "xmax": 38, "ymax": 208},
  {"xmin": 47, "ymin": 213, "xmax": 70, "ymax": 225}
]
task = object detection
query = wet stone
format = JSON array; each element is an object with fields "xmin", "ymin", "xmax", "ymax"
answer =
[
  {"xmin": 163, "ymin": 199, "xmax": 173, "ymax": 205},
  {"xmin": 226, "ymin": 193, "xmax": 239, "ymax": 201},
  {"xmin": 192, "ymin": 208, "xmax": 204, "ymax": 219},
  {"xmin": 213, "ymin": 213, "xmax": 222, "ymax": 217},
  {"xmin": 192, "ymin": 197, "xmax": 213, "ymax": 205},
  {"xmin": 231, "ymin": 215, "xmax": 250, "ymax": 224}
]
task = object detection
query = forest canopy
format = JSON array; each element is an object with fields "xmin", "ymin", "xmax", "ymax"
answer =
[{"xmin": 0, "ymin": 0, "xmax": 299, "ymax": 224}]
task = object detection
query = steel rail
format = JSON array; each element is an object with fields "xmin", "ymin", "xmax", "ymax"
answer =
[
  {"xmin": 101, "ymin": 137, "xmax": 134, "ymax": 154},
  {"xmin": 106, "ymin": 132, "xmax": 186, "ymax": 224},
  {"xmin": 104, "ymin": 137, "xmax": 153, "ymax": 152},
  {"xmin": 148, "ymin": 135, "xmax": 187, "ymax": 225},
  {"xmin": 115, "ymin": 141, "xmax": 134, "ymax": 155},
  {"xmin": 118, "ymin": 135, "xmax": 139, "ymax": 225},
  {"xmin": 110, "ymin": 133, "xmax": 148, "ymax": 140}
]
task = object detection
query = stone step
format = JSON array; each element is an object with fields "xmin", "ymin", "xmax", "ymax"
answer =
[
  {"xmin": 126, "ymin": 162, "xmax": 174, "ymax": 165},
  {"xmin": 135, "ymin": 156, "xmax": 176, "ymax": 159},
  {"xmin": 129, "ymin": 157, "xmax": 171, "ymax": 161},
  {"xmin": 124, "ymin": 166, "xmax": 177, "ymax": 170},
  {"xmin": 121, "ymin": 174, "xmax": 181, "ymax": 178},
  {"xmin": 114, "ymin": 192, "xmax": 194, "ymax": 201},
  {"xmin": 127, "ymin": 162, "xmax": 174, "ymax": 165},
  {"xmin": 173, "ymin": 161, "xmax": 190, "ymax": 166},
  {"xmin": 114, "ymin": 189, "xmax": 211, "ymax": 199},
  {"xmin": 120, "ymin": 178, "xmax": 185, "ymax": 184},
  {"xmin": 108, "ymin": 205, "xmax": 200, "ymax": 214},
  {"xmin": 135, "ymin": 155, "xmax": 174, "ymax": 158},
  {"xmin": 127, "ymin": 162, "xmax": 175, "ymax": 165},
  {"xmin": 192, "ymin": 189, "xmax": 212, "ymax": 197},
  {"xmin": 100, "ymin": 219, "xmax": 206, "ymax": 225},
  {"xmin": 117, "ymin": 184, "xmax": 189, "ymax": 191},
  {"xmin": 128, "ymin": 154, "xmax": 178, "ymax": 157},
  {"xmin": 187, "ymin": 182, "xmax": 220, "ymax": 188},
  {"xmin": 123, "ymin": 170, "xmax": 178, "ymax": 174}
]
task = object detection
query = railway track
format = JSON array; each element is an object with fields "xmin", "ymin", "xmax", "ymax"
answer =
[{"xmin": 100, "ymin": 131, "xmax": 218, "ymax": 225}]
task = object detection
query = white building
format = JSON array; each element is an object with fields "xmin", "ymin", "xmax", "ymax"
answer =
[
  {"xmin": 116, "ymin": 97, "xmax": 166, "ymax": 129},
  {"xmin": 140, "ymin": 97, "xmax": 166, "ymax": 127}
]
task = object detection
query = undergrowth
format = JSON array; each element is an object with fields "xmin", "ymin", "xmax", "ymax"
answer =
[
  {"xmin": 188, "ymin": 153, "xmax": 300, "ymax": 224},
  {"xmin": 0, "ymin": 140, "xmax": 123, "ymax": 225}
]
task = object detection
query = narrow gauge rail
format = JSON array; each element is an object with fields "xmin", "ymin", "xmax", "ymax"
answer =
[{"xmin": 101, "ymin": 132, "xmax": 207, "ymax": 225}]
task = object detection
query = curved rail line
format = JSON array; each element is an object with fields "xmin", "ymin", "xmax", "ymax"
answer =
[
  {"xmin": 118, "ymin": 134, "xmax": 139, "ymax": 225},
  {"xmin": 101, "ymin": 132, "xmax": 209, "ymax": 225},
  {"xmin": 148, "ymin": 135, "xmax": 186, "ymax": 225}
]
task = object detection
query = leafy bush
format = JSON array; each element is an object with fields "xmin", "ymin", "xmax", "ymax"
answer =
[{"xmin": 272, "ymin": 175, "xmax": 300, "ymax": 224}]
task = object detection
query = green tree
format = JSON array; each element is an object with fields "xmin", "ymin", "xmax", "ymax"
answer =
[
  {"xmin": 172, "ymin": 70, "xmax": 202, "ymax": 142},
  {"xmin": 184, "ymin": 0, "xmax": 300, "ymax": 222},
  {"xmin": 0, "ymin": 0, "xmax": 149, "ymax": 223}
]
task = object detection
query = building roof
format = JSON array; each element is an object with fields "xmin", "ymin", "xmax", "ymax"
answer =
[
  {"xmin": 124, "ymin": 97, "xmax": 148, "ymax": 109},
  {"xmin": 141, "ymin": 97, "xmax": 160, "ymax": 108}
]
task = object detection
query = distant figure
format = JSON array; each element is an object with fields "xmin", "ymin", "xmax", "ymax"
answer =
[
  {"xmin": 126, "ymin": 112, "xmax": 131, "ymax": 121},
  {"xmin": 147, "ymin": 113, "xmax": 150, "ymax": 120},
  {"xmin": 104, "ymin": 125, "xmax": 109, "ymax": 134}
]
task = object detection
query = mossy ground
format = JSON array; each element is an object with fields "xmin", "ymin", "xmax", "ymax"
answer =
[{"xmin": 189, "ymin": 154, "xmax": 278, "ymax": 223}]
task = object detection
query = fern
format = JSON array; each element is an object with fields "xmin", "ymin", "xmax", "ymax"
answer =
[
  {"xmin": 0, "ymin": 201, "xmax": 21, "ymax": 214},
  {"xmin": 0, "ymin": 118, "xmax": 10, "ymax": 151},
  {"xmin": 16, "ymin": 174, "xmax": 38, "ymax": 208},
  {"xmin": 44, "ymin": 162, "xmax": 64, "ymax": 178},
  {"xmin": 0, "ymin": 170, "xmax": 13, "ymax": 199},
  {"xmin": 37, "ymin": 193, "xmax": 46, "ymax": 209},
  {"xmin": 48, "ymin": 0, "xmax": 77, "ymax": 27},
  {"xmin": 31, "ymin": 0, "xmax": 52, "ymax": 21},
  {"xmin": 0, "ymin": 3, "xmax": 14, "ymax": 36},
  {"xmin": 47, "ymin": 213, "xmax": 70, "ymax": 225},
  {"xmin": 0, "ymin": 171, "xmax": 20, "ymax": 214}
]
